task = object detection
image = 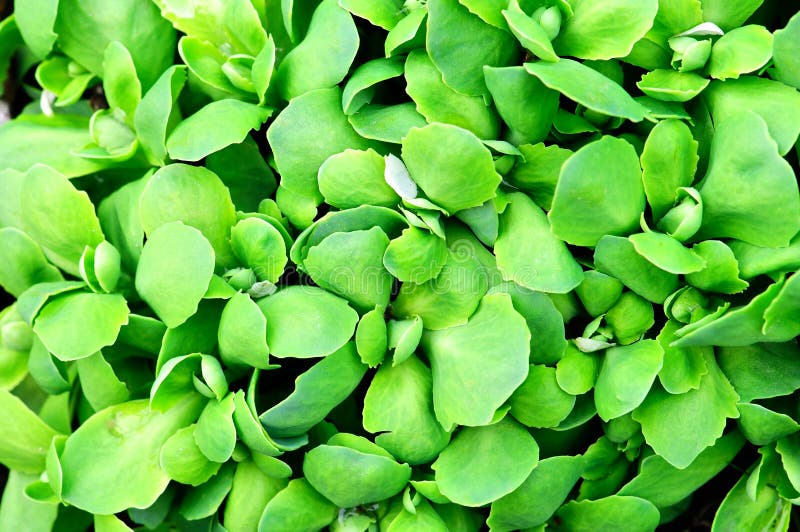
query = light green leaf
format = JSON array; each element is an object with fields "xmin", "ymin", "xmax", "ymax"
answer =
[
  {"xmin": 76, "ymin": 351, "xmax": 130, "ymax": 410},
  {"xmin": 549, "ymin": 136, "xmax": 645, "ymax": 246},
  {"xmin": 507, "ymin": 143, "xmax": 572, "ymax": 211},
  {"xmin": 14, "ymin": 0, "xmax": 58, "ymax": 59},
  {"xmin": 340, "ymin": 0, "xmax": 404, "ymax": 29},
  {"xmin": 422, "ymin": 292, "xmax": 530, "ymax": 430},
  {"xmin": 60, "ymin": 396, "xmax": 203, "ymax": 514},
  {"xmin": 355, "ymin": 306, "xmax": 387, "ymax": 367},
  {"xmin": 629, "ymin": 232, "xmax": 706, "ymax": 274},
  {"xmin": 637, "ymin": 69, "xmax": 709, "ymax": 102},
  {"xmin": 433, "ymin": 418, "xmax": 539, "ymax": 507},
  {"xmin": 0, "ymin": 228, "xmax": 62, "ymax": 298},
  {"xmin": 772, "ymin": 11, "xmax": 800, "ymax": 90},
  {"xmin": 708, "ymin": 25, "xmax": 772, "ymax": 80},
  {"xmin": 260, "ymin": 342, "xmax": 366, "ymax": 436},
  {"xmin": 555, "ymin": 496, "xmax": 660, "ymax": 531},
  {"xmin": 738, "ymin": 403, "xmax": 800, "ymax": 446},
  {"xmin": 0, "ymin": 390, "xmax": 61, "ymax": 474},
  {"xmin": 363, "ymin": 354, "xmax": 450, "ymax": 464},
  {"xmin": 640, "ymin": 119, "xmax": 698, "ymax": 220},
  {"xmin": 258, "ymin": 479, "xmax": 337, "ymax": 532},
  {"xmin": 348, "ymin": 103, "xmax": 428, "ymax": 144},
  {"xmin": 633, "ymin": 353, "xmax": 739, "ymax": 468},
  {"xmin": 595, "ymin": 340, "xmax": 663, "ymax": 421},
  {"xmin": 711, "ymin": 473, "xmax": 791, "ymax": 532},
  {"xmin": 224, "ymin": 459, "xmax": 288, "ymax": 532},
  {"xmin": 257, "ymin": 286, "xmax": 358, "ymax": 358},
  {"xmin": 525, "ymin": 59, "xmax": 649, "ymax": 122},
  {"xmin": 511, "ymin": 364, "xmax": 575, "ymax": 428},
  {"xmin": 195, "ymin": 394, "xmax": 236, "ymax": 463},
  {"xmin": 685, "ymin": 240, "xmax": 748, "ymax": 294},
  {"xmin": 556, "ymin": 0, "xmax": 658, "ymax": 60},
  {"xmin": 318, "ymin": 149, "xmax": 399, "ymax": 209},
  {"xmin": 159, "ymin": 425, "xmax": 221, "ymax": 486},
  {"xmin": 383, "ymin": 227, "xmax": 448, "ymax": 284},
  {"xmin": 135, "ymin": 222, "xmax": 215, "ymax": 328},
  {"xmin": 218, "ymin": 292, "xmax": 271, "ymax": 369},
  {"xmin": 167, "ymin": 100, "xmax": 272, "ymax": 162},
  {"xmin": 230, "ymin": 217, "xmax": 287, "ymax": 283},
  {"xmin": 139, "ymin": 164, "xmax": 237, "ymax": 267},
  {"xmin": 717, "ymin": 343, "xmax": 800, "ymax": 403},
  {"xmin": 700, "ymin": 0, "xmax": 763, "ymax": 31},
  {"xmin": 427, "ymin": 0, "xmax": 519, "ymax": 97},
  {"xmin": 401, "ymin": 123, "xmax": 501, "ymax": 213},
  {"xmin": 502, "ymin": 7, "xmax": 558, "ymax": 62}
]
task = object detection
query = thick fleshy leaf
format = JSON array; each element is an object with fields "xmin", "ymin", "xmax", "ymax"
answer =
[
  {"xmin": 139, "ymin": 164, "xmax": 237, "ymax": 267},
  {"xmin": 14, "ymin": 0, "xmax": 58, "ymax": 59},
  {"xmin": 60, "ymin": 396, "xmax": 203, "ymax": 514},
  {"xmin": 427, "ymin": 0, "xmax": 519, "ymax": 97},
  {"xmin": 549, "ymin": 136, "xmax": 645, "ymax": 247},
  {"xmin": 318, "ymin": 149, "xmax": 399, "ymax": 209},
  {"xmin": 496, "ymin": 192, "xmax": 583, "ymax": 294},
  {"xmin": 553, "ymin": 0, "xmax": 658, "ymax": 60},
  {"xmin": 554, "ymin": 496, "xmax": 660, "ymax": 532},
  {"xmin": 257, "ymin": 286, "xmax": 358, "ymax": 358},
  {"xmin": 404, "ymin": 50, "xmax": 499, "ymax": 140},
  {"xmin": 218, "ymin": 292, "xmax": 271, "ymax": 369},
  {"xmin": 556, "ymin": 344, "xmax": 600, "ymax": 395},
  {"xmin": 708, "ymin": 25, "xmax": 772, "ymax": 80},
  {"xmin": 339, "ymin": 0, "xmax": 404, "ymax": 30},
  {"xmin": 640, "ymin": 119, "xmax": 698, "ymax": 220},
  {"xmin": 383, "ymin": 227, "xmax": 448, "ymax": 284},
  {"xmin": 507, "ymin": 143, "xmax": 572, "ymax": 211},
  {"xmin": 134, "ymin": 65, "xmax": 187, "ymax": 166},
  {"xmin": 629, "ymin": 232, "xmax": 705, "ymax": 274},
  {"xmin": 685, "ymin": 240, "xmax": 748, "ymax": 294},
  {"xmin": 0, "ymin": 228, "xmax": 62, "ymax": 298},
  {"xmin": 260, "ymin": 342, "xmax": 366, "ymax": 436},
  {"xmin": 702, "ymin": 77, "xmax": 800, "ymax": 156},
  {"xmin": 54, "ymin": 0, "xmax": 175, "ymax": 89},
  {"xmin": 619, "ymin": 431, "xmax": 744, "ymax": 508},
  {"xmin": 258, "ymin": 479, "xmax": 337, "ymax": 532},
  {"xmin": 0, "ymin": 390, "xmax": 61, "ymax": 474},
  {"xmin": 484, "ymin": 66, "xmax": 558, "ymax": 145},
  {"xmin": 355, "ymin": 306, "xmax": 387, "ymax": 367},
  {"xmin": 711, "ymin": 473, "xmax": 790, "ymax": 532},
  {"xmin": 166, "ymin": 100, "xmax": 271, "ymax": 162},
  {"xmin": 738, "ymin": 403, "xmax": 800, "ymax": 446},
  {"xmin": 363, "ymin": 354, "xmax": 450, "ymax": 464},
  {"xmin": 772, "ymin": 11, "xmax": 800, "ymax": 90},
  {"xmin": 525, "ymin": 59, "xmax": 649, "ymax": 122},
  {"xmin": 637, "ymin": 69, "xmax": 709, "ymax": 102},
  {"xmin": 342, "ymin": 57, "xmax": 404, "ymax": 115},
  {"xmin": 401, "ymin": 123, "xmax": 501, "ymax": 213},
  {"xmin": 273, "ymin": 0, "xmax": 358, "ymax": 100},
  {"xmin": 432, "ymin": 418, "xmax": 539, "ymax": 507},
  {"xmin": 488, "ymin": 456, "xmax": 584, "ymax": 530},
  {"xmin": 502, "ymin": 6, "xmax": 558, "ymax": 62},
  {"xmin": 657, "ymin": 320, "xmax": 709, "ymax": 394},
  {"xmin": 206, "ymin": 138, "xmax": 278, "ymax": 212},
  {"xmin": 230, "ymin": 217, "xmax": 287, "ymax": 283},
  {"xmin": 19, "ymin": 165, "xmax": 104, "ymax": 276},
  {"xmin": 388, "ymin": 316, "xmax": 423, "ymax": 366},
  {"xmin": 195, "ymin": 393, "xmax": 237, "ymax": 463},
  {"xmin": 159, "ymin": 425, "xmax": 221, "ymax": 486},
  {"xmin": 594, "ymin": 340, "xmax": 664, "ymax": 421},
  {"xmin": 633, "ymin": 353, "xmax": 739, "ymax": 468},
  {"xmin": 348, "ymin": 103, "xmax": 428, "ymax": 144},
  {"xmin": 696, "ymin": 111, "xmax": 800, "ymax": 246},
  {"xmin": 510, "ymin": 364, "xmax": 575, "ymax": 428},
  {"xmin": 303, "ymin": 434, "xmax": 412, "ymax": 508},
  {"xmin": 223, "ymin": 459, "xmax": 288, "ymax": 532},
  {"xmin": 135, "ymin": 222, "xmax": 215, "ymax": 329},
  {"xmin": 304, "ymin": 227, "xmax": 392, "ymax": 311},
  {"xmin": 33, "ymin": 292, "xmax": 129, "ymax": 361},
  {"xmin": 700, "ymin": 0, "xmax": 764, "ymax": 31},
  {"xmin": 422, "ymin": 292, "xmax": 530, "ymax": 430},
  {"xmin": 717, "ymin": 343, "xmax": 800, "ymax": 403}
]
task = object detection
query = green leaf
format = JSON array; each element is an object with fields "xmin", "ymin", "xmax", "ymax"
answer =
[
  {"xmin": 342, "ymin": 58, "xmax": 404, "ymax": 115},
  {"xmin": 401, "ymin": 123, "xmax": 501, "ymax": 213},
  {"xmin": 685, "ymin": 240, "xmax": 748, "ymax": 294},
  {"xmin": 549, "ymin": 136, "xmax": 645, "ymax": 247},
  {"xmin": 195, "ymin": 394, "xmax": 237, "ymax": 463},
  {"xmin": 383, "ymin": 227, "xmax": 448, "ymax": 284},
  {"xmin": 348, "ymin": 103, "xmax": 429, "ymax": 144},
  {"xmin": 427, "ymin": 0, "xmax": 519, "ymax": 97},
  {"xmin": 595, "ymin": 340, "xmax": 663, "ymax": 421},
  {"xmin": 388, "ymin": 316, "xmax": 423, "ymax": 366},
  {"xmin": 258, "ymin": 479, "xmax": 337, "ymax": 532},
  {"xmin": 703, "ymin": 77, "xmax": 800, "ymax": 156},
  {"xmin": 260, "ymin": 342, "xmax": 366, "ymax": 436},
  {"xmin": 14, "ymin": 0, "xmax": 58, "ymax": 59},
  {"xmin": 502, "ymin": 7, "xmax": 559, "ymax": 62},
  {"xmin": 636, "ymin": 69, "xmax": 709, "ymax": 102},
  {"xmin": 167, "ymin": 100, "xmax": 272, "ymax": 162},
  {"xmin": 0, "ymin": 115, "xmax": 107, "ymax": 178},
  {"xmin": 76, "ymin": 351, "xmax": 130, "ymax": 410},
  {"xmin": 34, "ymin": 292, "xmax": 129, "ymax": 361},
  {"xmin": 54, "ymin": 0, "xmax": 176, "ymax": 89},
  {"xmin": 696, "ymin": 111, "xmax": 800, "ymax": 246},
  {"xmin": 553, "ymin": 0, "xmax": 658, "ymax": 60},
  {"xmin": 218, "ymin": 292, "xmax": 271, "ymax": 369},
  {"xmin": 556, "ymin": 344, "xmax": 600, "ymax": 395},
  {"xmin": 432, "ymin": 418, "xmax": 539, "ymax": 507},
  {"xmin": 304, "ymin": 227, "xmax": 393, "ymax": 311},
  {"xmin": 484, "ymin": 66, "xmax": 558, "ymax": 145},
  {"xmin": 629, "ymin": 232, "xmax": 706, "ymax": 274},
  {"xmin": 267, "ymin": 87, "xmax": 376, "ymax": 209},
  {"xmin": 422, "ymin": 292, "xmax": 530, "ymax": 430},
  {"xmin": 700, "ymin": 0, "xmax": 763, "ymax": 31},
  {"xmin": 772, "ymin": 11, "xmax": 800, "ymax": 90},
  {"xmin": 178, "ymin": 461, "xmax": 235, "ymax": 520},
  {"xmin": 230, "ymin": 217, "xmax": 287, "ymax": 283},
  {"xmin": 355, "ymin": 306, "xmax": 387, "ymax": 367},
  {"xmin": 708, "ymin": 25, "xmax": 772, "ymax": 80},
  {"xmin": 554, "ymin": 496, "xmax": 659, "ymax": 531},
  {"xmin": 318, "ymin": 149, "xmax": 399, "ymax": 209},
  {"xmin": 640, "ymin": 119, "xmax": 699, "ymax": 220},
  {"xmin": 0, "ymin": 390, "xmax": 60, "ymax": 474},
  {"xmin": 507, "ymin": 143, "xmax": 572, "ymax": 211},
  {"xmin": 385, "ymin": 7, "xmax": 426, "ymax": 57},
  {"xmin": 102, "ymin": 41, "xmax": 141, "ymax": 125},
  {"xmin": 633, "ymin": 353, "xmax": 739, "ymax": 468},
  {"xmin": 257, "ymin": 286, "xmax": 358, "ymax": 358},
  {"xmin": 340, "ymin": 0, "xmax": 404, "ymax": 29},
  {"xmin": 711, "ymin": 474, "xmax": 791, "ymax": 532},
  {"xmin": 488, "ymin": 455, "xmax": 584, "ymax": 530},
  {"xmin": 139, "ymin": 164, "xmax": 238, "ymax": 267},
  {"xmin": 656, "ymin": 320, "xmax": 709, "ymax": 394},
  {"xmin": 135, "ymin": 222, "xmax": 215, "ymax": 328},
  {"xmin": 206, "ymin": 138, "xmax": 278, "ymax": 212},
  {"xmin": 594, "ymin": 235, "xmax": 681, "ymax": 304},
  {"xmin": 303, "ymin": 434, "xmax": 412, "ymax": 508},
  {"xmin": 510, "ymin": 364, "xmax": 575, "ymax": 428},
  {"xmin": 717, "ymin": 343, "xmax": 800, "ymax": 403},
  {"xmin": 274, "ymin": 0, "xmax": 358, "ymax": 100},
  {"xmin": 363, "ymin": 354, "xmax": 450, "ymax": 464},
  {"xmin": 496, "ymin": 192, "xmax": 583, "ymax": 294},
  {"xmin": 738, "ymin": 403, "xmax": 800, "ymax": 446},
  {"xmin": 60, "ymin": 396, "xmax": 203, "ymax": 514},
  {"xmin": 224, "ymin": 459, "xmax": 288, "ymax": 532},
  {"xmin": 159, "ymin": 425, "xmax": 221, "ymax": 486},
  {"xmin": 525, "ymin": 59, "xmax": 649, "ymax": 122},
  {"xmin": 0, "ymin": 228, "xmax": 63, "ymax": 298},
  {"xmin": 404, "ymin": 49, "xmax": 499, "ymax": 140}
]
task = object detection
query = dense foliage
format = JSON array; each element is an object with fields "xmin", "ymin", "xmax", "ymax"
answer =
[{"xmin": 1, "ymin": 0, "xmax": 800, "ymax": 530}]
